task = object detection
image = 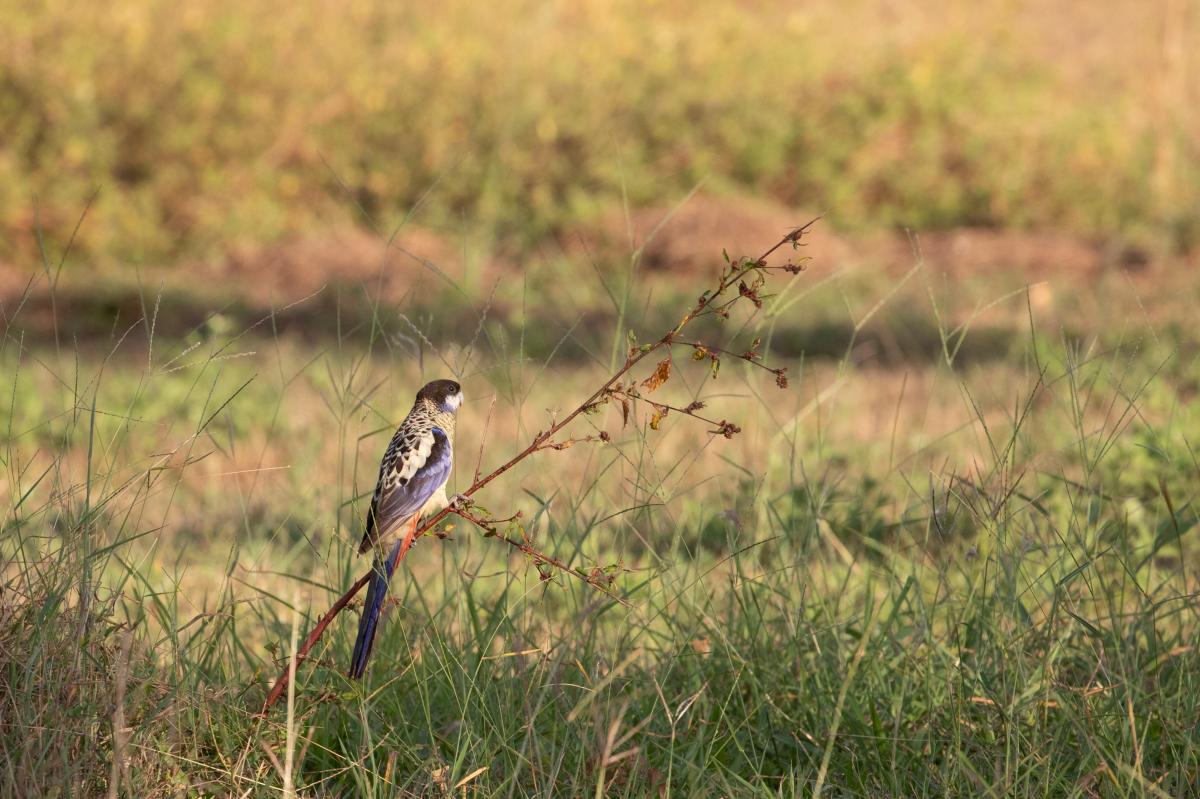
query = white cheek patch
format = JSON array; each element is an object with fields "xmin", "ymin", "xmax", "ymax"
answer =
[{"xmin": 443, "ymin": 392, "xmax": 463, "ymax": 412}]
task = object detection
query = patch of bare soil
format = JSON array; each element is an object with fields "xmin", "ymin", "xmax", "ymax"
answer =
[
  {"xmin": 563, "ymin": 195, "xmax": 853, "ymax": 278},
  {"xmin": 0, "ymin": 224, "xmax": 516, "ymax": 342},
  {"xmin": 1, "ymin": 196, "xmax": 1189, "ymax": 346},
  {"xmin": 900, "ymin": 228, "xmax": 1112, "ymax": 280},
  {"xmin": 0, "ymin": 261, "xmax": 35, "ymax": 304},
  {"xmin": 204, "ymin": 225, "xmax": 505, "ymax": 308},
  {"xmin": 0, "ymin": 224, "xmax": 500, "ymax": 310},
  {"xmin": 565, "ymin": 193, "xmax": 1170, "ymax": 287}
]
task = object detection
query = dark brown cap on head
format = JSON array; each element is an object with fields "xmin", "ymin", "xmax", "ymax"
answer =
[{"xmin": 416, "ymin": 379, "xmax": 462, "ymax": 404}]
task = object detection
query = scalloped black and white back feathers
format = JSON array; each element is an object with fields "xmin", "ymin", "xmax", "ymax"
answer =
[{"xmin": 358, "ymin": 379, "xmax": 461, "ymax": 554}]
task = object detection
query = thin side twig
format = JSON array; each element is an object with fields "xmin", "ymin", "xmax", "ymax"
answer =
[
  {"xmin": 452, "ymin": 506, "xmax": 629, "ymax": 606},
  {"xmin": 257, "ymin": 219, "xmax": 817, "ymax": 714}
]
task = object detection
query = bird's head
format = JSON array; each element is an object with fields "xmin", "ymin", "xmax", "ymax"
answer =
[{"xmin": 417, "ymin": 379, "xmax": 463, "ymax": 414}]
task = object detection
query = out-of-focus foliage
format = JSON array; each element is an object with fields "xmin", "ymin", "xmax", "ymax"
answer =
[{"xmin": 1, "ymin": 0, "xmax": 1196, "ymax": 264}]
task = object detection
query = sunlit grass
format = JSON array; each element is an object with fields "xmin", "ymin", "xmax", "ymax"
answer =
[{"xmin": 3, "ymin": 242, "xmax": 1198, "ymax": 794}]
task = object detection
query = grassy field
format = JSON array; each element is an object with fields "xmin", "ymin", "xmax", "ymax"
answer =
[
  {"xmin": 4, "ymin": 220, "xmax": 1200, "ymax": 795},
  {"xmin": 3, "ymin": 0, "xmax": 1200, "ymax": 796}
]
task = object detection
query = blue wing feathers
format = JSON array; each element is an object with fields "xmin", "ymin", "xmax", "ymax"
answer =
[
  {"xmin": 359, "ymin": 427, "xmax": 452, "ymax": 553},
  {"xmin": 350, "ymin": 427, "xmax": 452, "ymax": 678}
]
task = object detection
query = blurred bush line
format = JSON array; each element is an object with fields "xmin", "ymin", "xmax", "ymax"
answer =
[{"xmin": 1, "ymin": 0, "xmax": 1196, "ymax": 267}]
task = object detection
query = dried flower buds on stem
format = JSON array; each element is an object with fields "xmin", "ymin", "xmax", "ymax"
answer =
[{"xmin": 258, "ymin": 218, "xmax": 818, "ymax": 714}]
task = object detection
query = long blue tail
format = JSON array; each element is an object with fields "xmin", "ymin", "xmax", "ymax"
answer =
[{"xmin": 349, "ymin": 539, "xmax": 403, "ymax": 679}]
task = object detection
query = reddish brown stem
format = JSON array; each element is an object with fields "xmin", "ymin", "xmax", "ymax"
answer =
[
  {"xmin": 259, "ymin": 516, "xmax": 418, "ymax": 714},
  {"xmin": 257, "ymin": 221, "xmax": 816, "ymax": 714}
]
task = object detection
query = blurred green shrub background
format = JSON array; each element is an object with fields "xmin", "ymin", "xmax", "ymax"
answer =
[{"xmin": 2, "ymin": 0, "xmax": 1196, "ymax": 266}]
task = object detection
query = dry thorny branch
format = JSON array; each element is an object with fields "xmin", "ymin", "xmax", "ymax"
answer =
[{"xmin": 260, "ymin": 218, "xmax": 818, "ymax": 713}]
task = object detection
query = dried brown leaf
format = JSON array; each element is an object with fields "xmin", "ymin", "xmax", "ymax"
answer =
[{"xmin": 642, "ymin": 358, "xmax": 672, "ymax": 393}]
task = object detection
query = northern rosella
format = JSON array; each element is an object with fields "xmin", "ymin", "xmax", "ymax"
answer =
[{"xmin": 348, "ymin": 378, "xmax": 463, "ymax": 679}]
